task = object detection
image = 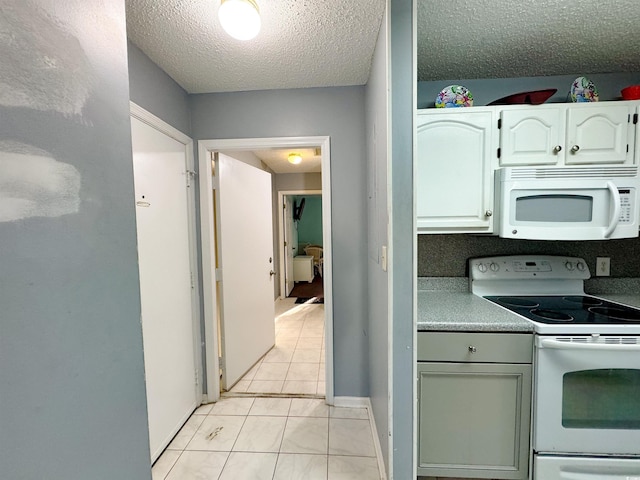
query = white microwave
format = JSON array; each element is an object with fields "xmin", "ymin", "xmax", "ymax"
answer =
[{"xmin": 495, "ymin": 166, "xmax": 640, "ymax": 241}]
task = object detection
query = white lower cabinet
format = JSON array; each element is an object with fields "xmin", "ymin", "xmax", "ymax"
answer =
[
  {"xmin": 417, "ymin": 332, "xmax": 533, "ymax": 479},
  {"xmin": 293, "ymin": 255, "xmax": 314, "ymax": 283}
]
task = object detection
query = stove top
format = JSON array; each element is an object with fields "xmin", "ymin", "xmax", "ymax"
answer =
[
  {"xmin": 485, "ymin": 295, "xmax": 640, "ymax": 325},
  {"xmin": 470, "ymin": 255, "xmax": 640, "ymax": 335}
]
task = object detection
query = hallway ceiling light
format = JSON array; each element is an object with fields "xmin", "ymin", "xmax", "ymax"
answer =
[
  {"xmin": 288, "ymin": 153, "xmax": 302, "ymax": 165},
  {"xmin": 218, "ymin": 0, "xmax": 261, "ymax": 41}
]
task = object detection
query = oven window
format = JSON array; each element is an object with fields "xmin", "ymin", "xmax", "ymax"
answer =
[
  {"xmin": 562, "ymin": 369, "xmax": 640, "ymax": 429},
  {"xmin": 515, "ymin": 195, "xmax": 593, "ymax": 222}
]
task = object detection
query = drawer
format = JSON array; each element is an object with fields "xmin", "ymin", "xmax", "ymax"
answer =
[{"xmin": 417, "ymin": 332, "xmax": 533, "ymax": 363}]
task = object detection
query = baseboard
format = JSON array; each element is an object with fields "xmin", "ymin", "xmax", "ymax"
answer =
[{"xmin": 333, "ymin": 396, "xmax": 388, "ymax": 480}]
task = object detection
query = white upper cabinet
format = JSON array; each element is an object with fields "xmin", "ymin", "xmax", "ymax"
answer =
[
  {"xmin": 499, "ymin": 108, "xmax": 563, "ymax": 165},
  {"xmin": 499, "ymin": 103, "xmax": 636, "ymax": 166},
  {"xmin": 416, "ymin": 109, "xmax": 496, "ymax": 234}
]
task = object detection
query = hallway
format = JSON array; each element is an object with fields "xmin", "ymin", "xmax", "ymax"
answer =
[{"xmin": 229, "ymin": 298, "xmax": 325, "ymax": 395}]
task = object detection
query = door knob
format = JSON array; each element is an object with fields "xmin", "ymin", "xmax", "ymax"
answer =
[{"xmin": 571, "ymin": 145, "xmax": 580, "ymax": 153}]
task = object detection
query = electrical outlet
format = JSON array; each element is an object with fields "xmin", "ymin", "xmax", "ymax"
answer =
[{"xmin": 596, "ymin": 257, "xmax": 610, "ymax": 276}]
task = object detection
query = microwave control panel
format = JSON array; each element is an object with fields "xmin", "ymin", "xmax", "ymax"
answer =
[{"xmin": 618, "ymin": 189, "xmax": 633, "ymax": 224}]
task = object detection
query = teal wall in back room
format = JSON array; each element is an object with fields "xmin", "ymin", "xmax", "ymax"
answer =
[{"xmin": 296, "ymin": 195, "xmax": 323, "ymax": 246}]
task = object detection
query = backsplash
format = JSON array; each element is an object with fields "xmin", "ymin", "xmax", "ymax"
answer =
[{"xmin": 418, "ymin": 234, "xmax": 640, "ymax": 278}]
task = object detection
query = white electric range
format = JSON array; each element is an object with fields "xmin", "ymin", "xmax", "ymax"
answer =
[{"xmin": 470, "ymin": 255, "xmax": 640, "ymax": 480}]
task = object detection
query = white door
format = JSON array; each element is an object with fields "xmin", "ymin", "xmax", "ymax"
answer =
[
  {"xmin": 131, "ymin": 116, "xmax": 197, "ymax": 462},
  {"xmin": 284, "ymin": 196, "xmax": 295, "ymax": 297},
  {"xmin": 217, "ymin": 153, "xmax": 276, "ymax": 389}
]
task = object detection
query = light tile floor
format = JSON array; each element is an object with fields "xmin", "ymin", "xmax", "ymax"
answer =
[
  {"xmin": 229, "ymin": 298, "xmax": 326, "ymax": 396},
  {"xmin": 152, "ymin": 397, "xmax": 383, "ymax": 480}
]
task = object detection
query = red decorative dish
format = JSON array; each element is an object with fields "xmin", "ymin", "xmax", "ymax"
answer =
[
  {"xmin": 621, "ymin": 85, "xmax": 640, "ymax": 100},
  {"xmin": 488, "ymin": 88, "xmax": 558, "ymax": 106}
]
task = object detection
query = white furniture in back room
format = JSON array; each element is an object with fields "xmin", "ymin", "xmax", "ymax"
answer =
[{"xmin": 293, "ymin": 255, "xmax": 314, "ymax": 283}]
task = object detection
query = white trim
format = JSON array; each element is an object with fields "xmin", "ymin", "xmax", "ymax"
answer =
[
  {"xmin": 198, "ymin": 136, "xmax": 334, "ymax": 404},
  {"xmin": 277, "ymin": 189, "xmax": 322, "ymax": 299},
  {"xmin": 332, "ymin": 396, "xmax": 370, "ymax": 408},
  {"xmin": 129, "ymin": 101, "xmax": 203, "ymax": 438},
  {"xmin": 366, "ymin": 398, "xmax": 389, "ymax": 480},
  {"xmin": 130, "ymin": 102, "xmax": 191, "ymax": 145}
]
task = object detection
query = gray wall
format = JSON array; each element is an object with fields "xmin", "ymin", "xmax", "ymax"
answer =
[
  {"xmin": 418, "ymin": 72, "xmax": 640, "ymax": 108},
  {"xmin": 0, "ymin": 2, "xmax": 151, "ymax": 479},
  {"xmin": 419, "ymin": 235, "xmax": 640, "ymax": 278},
  {"xmin": 128, "ymin": 41, "xmax": 192, "ymax": 135},
  {"xmin": 365, "ymin": 5, "xmax": 391, "ymax": 477},
  {"xmin": 275, "ymin": 172, "xmax": 322, "ymax": 191},
  {"xmin": 189, "ymin": 87, "xmax": 369, "ymax": 396},
  {"xmin": 390, "ymin": 0, "xmax": 416, "ymax": 478}
]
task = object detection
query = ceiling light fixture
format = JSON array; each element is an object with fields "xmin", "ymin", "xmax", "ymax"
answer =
[
  {"xmin": 218, "ymin": 0, "xmax": 261, "ymax": 41},
  {"xmin": 288, "ymin": 153, "xmax": 302, "ymax": 165}
]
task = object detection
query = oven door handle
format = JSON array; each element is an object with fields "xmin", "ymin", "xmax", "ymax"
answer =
[
  {"xmin": 540, "ymin": 338, "xmax": 640, "ymax": 351},
  {"xmin": 603, "ymin": 181, "xmax": 621, "ymax": 239}
]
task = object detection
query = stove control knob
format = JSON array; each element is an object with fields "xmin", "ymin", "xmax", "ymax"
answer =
[
  {"xmin": 576, "ymin": 262, "xmax": 586, "ymax": 271},
  {"xmin": 477, "ymin": 263, "xmax": 487, "ymax": 273},
  {"xmin": 565, "ymin": 261, "xmax": 575, "ymax": 271},
  {"xmin": 489, "ymin": 262, "xmax": 499, "ymax": 272}
]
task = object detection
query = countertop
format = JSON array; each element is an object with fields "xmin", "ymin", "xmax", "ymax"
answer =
[
  {"xmin": 417, "ymin": 277, "xmax": 640, "ymax": 333},
  {"xmin": 417, "ymin": 291, "xmax": 534, "ymax": 332}
]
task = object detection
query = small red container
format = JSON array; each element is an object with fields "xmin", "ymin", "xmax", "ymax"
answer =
[{"xmin": 621, "ymin": 85, "xmax": 640, "ymax": 100}]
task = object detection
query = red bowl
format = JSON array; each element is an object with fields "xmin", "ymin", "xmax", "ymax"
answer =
[{"xmin": 621, "ymin": 85, "xmax": 640, "ymax": 100}]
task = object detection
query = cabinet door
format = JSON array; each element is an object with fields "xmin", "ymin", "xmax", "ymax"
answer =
[
  {"xmin": 499, "ymin": 108, "xmax": 564, "ymax": 166},
  {"xmin": 565, "ymin": 104, "xmax": 634, "ymax": 165},
  {"xmin": 416, "ymin": 111, "xmax": 495, "ymax": 233},
  {"xmin": 417, "ymin": 362, "xmax": 532, "ymax": 479}
]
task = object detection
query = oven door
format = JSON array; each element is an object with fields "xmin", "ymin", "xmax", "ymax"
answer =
[{"xmin": 534, "ymin": 336, "xmax": 640, "ymax": 455}]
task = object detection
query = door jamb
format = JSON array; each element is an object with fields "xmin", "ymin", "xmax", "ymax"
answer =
[
  {"xmin": 278, "ymin": 190, "xmax": 322, "ymax": 300},
  {"xmin": 198, "ymin": 136, "xmax": 333, "ymax": 404}
]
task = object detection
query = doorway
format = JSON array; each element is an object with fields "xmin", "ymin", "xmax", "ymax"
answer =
[{"xmin": 198, "ymin": 136, "xmax": 333, "ymax": 403}]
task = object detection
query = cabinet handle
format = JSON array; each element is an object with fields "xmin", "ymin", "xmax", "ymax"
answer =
[
  {"xmin": 553, "ymin": 145, "xmax": 562, "ymax": 154},
  {"xmin": 468, "ymin": 345, "xmax": 477, "ymax": 353},
  {"xmin": 270, "ymin": 270, "xmax": 276, "ymax": 277},
  {"xmin": 571, "ymin": 145, "xmax": 580, "ymax": 153},
  {"xmin": 485, "ymin": 210, "xmax": 493, "ymax": 217}
]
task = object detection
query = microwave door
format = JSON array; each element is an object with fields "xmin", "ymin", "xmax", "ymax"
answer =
[{"xmin": 500, "ymin": 185, "xmax": 637, "ymax": 241}]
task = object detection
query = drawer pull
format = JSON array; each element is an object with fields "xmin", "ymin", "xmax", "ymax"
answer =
[{"xmin": 468, "ymin": 345, "xmax": 477, "ymax": 353}]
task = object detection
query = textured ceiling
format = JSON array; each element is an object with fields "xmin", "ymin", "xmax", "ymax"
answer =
[
  {"xmin": 126, "ymin": 0, "xmax": 640, "ymax": 95},
  {"xmin": 417, "ymin": 0, "xmax": 640, "ymax": 81},
  {"xmin": 126, "ymin": 0, "xmax": 385, "ymax": 94}
]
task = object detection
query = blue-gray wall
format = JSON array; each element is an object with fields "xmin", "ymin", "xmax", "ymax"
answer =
[
  {"xmin": 128, "ymin": 41, "xmax": 192, "ymax": 136},
  {"xmin": 0, "ymin": 2, "xmax": 151, "ymax": 479},
  {"xmin": 365, "ymin": 4, "xmax": 391, "ymax": 477},
  {"xmin": 189, "ymin": 87, "xmax": 369, "ymax": 397},
  {"xmin": 390, "ymin": 0, "xmax": 416, "ymax": 478}
]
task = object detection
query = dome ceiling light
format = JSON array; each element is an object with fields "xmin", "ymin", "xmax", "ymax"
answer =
[
  {"xmin": 218, "ymin": 0, "xmax": 261, "ymax": 41},
  {"xmin": 288, "ymin": 153, "xmax": 302, "ymax": 165}
]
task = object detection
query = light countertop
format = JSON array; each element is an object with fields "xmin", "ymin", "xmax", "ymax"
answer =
[{"xmin": 417, "ymin": 277, "xmax": 640, "ymax": 333}]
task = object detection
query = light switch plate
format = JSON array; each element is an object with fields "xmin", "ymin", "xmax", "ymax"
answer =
[{"xmin": 381, "ymin": 246, "xmax": 387, "ymax": 272}]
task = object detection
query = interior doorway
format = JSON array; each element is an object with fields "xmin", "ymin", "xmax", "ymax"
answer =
[{"xmin": 198, "ymin": 136, "xmax": 334, "ymax": 404}]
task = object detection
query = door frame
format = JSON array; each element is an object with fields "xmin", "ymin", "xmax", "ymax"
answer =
[
  {"xmin": 129, "ymin": 102, "xmax": 204, "ymax": 451},
  {"xmin": 198, "ymin": 136, "xmax": 334, "ymax": 404},
  {"xmin": 278, "ymin": 189, "xmax": 322, "ymax": 300}
]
